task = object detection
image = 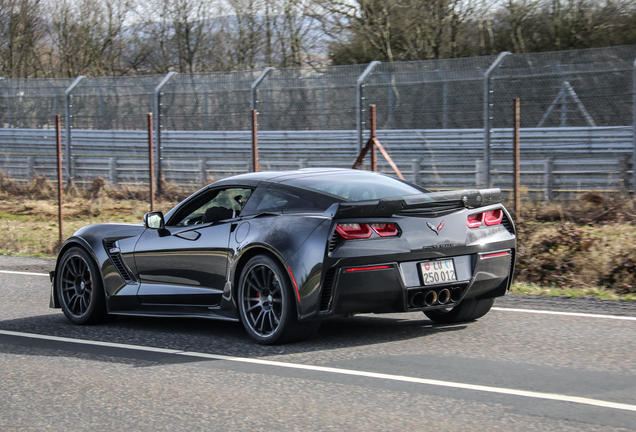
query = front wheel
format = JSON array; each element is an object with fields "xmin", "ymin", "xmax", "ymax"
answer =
[
  {"xmin": 424, "ymin": 297, "xmax": 494, "ymax": 324},
  {"xmin": 56, "ymin": 247, "xmax": 108, "ymax": 325},
  {"xmin": 238, "ymin": 255, "xmax": 319, "ymax": 344}
]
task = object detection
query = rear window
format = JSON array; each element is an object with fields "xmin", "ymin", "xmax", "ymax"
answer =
[{"xmin": 285, "ymin": 172, "xmax": 425, "ymax": 202}]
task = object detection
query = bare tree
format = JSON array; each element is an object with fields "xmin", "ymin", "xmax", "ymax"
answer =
[{"xmin": 0, "ymin": 0, "xmax": 45, "ymax": 78}]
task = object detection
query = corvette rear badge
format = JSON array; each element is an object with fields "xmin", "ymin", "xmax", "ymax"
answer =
[{"xmin": 427, "ymin": 221, "xmax": 445, "ymax": 235}]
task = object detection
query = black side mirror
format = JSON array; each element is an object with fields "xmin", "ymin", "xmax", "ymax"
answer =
[{"xmin": 144, "ymin": 211, "xmax": 165, "ymax": 229}]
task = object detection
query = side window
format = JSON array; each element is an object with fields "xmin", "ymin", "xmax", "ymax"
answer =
[
  {"xmin": 174, "ymin": 188, "xmax": 253, "ymax": 226},
  {"xmin": 241, "ymin": 188, "xmax": 298, "ymax": 215}
]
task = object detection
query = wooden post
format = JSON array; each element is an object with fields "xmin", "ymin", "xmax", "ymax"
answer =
[
  {"xmin": 513, "ymin": 98, "xmax": 521, "ymax": 218},
  {"xmin": 55, "ymin": 115, "xmax": 63, "ymax": 245},
  {"xmin": 148, "ymin": 113, "xmax": 155, "ymax": 211},
  {"xmin": 252, "ymin": 109, "xmax": 259, "ymax": 172},
  {"xmin": 370, "ymin": 105, "xmax": 377, "ymax": 172}
]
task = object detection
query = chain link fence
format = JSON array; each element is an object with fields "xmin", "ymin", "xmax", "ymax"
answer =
[{"xmin": 0, "ymin": 45, "xmax": 635, "ymax": 198}]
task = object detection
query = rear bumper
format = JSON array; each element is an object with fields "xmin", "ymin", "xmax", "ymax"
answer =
[{"xmin": 316, "ymin": 249, "xmax": 514, "ymax": 317}]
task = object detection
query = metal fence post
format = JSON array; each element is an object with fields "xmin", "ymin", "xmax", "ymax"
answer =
[
  {"xmin": 633, "ymin": 57, "xmax": 636, "ymax": 193},
  {"xmin": 357, "ymin": 61, "xmax": 381, "ymax": 152},
  {"xmin": 544, "ymin": 157, "xmax": 555, "ymax": 201},
  {"xmin": 250, "ymin": 67, "xmax": 274, "ymax": 111},
  {"xmin": 153, "ymin": 72, "xmax": 177, "ymax": 190},
  {"xmin": 484, "ymin": 52, "xmax": 510, "ymax": 188},
  {"xmin": 64, "ymin": 75, "xmax": 86, "ymax": 186}
]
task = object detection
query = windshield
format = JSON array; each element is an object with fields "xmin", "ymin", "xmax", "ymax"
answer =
[{"xmin": 284, "ymin": 172, "xmax": 426, "ymax": 202}]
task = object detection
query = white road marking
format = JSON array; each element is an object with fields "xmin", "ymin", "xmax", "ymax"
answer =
[
  {"xmin": 1, "ymin": 329, "xmax": 635, "ymax": 413},
  {"xmin": 0, "ymin": 270, "xmax": 50, "ymax": 277},
  {"xmin": 492, "ymin": 307, "xmax": 636, "ymax": 321}
]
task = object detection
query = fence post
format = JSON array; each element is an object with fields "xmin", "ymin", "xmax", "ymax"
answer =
[
  {"xmin": 250, "ymin": 67, "xmax": 274, "ymax": 111},
  {"xmin": 357, "ymin": 61, "xmax": 381, "ymax": 152},
  {"xmin": 618, "ymin": 156, "xmax": 629, "ymax": 192},
  {"xmin": 475, "ymin": 159, "xmax": 484, "ymax": 188},
  {"xmin": 411, "ymin": 158, "xmax": 422, "ymax": 185},
  {"xmin": 633, "ymin": 57, "xmax": 636, "ymax": 193},
  {"xmin": 64, "ymin": 75, "xmax": 86, "ymax": 186},
  {"xmin": 26, "ymin": 156, "xmax": 34, "ymax": 181},
  {"xmin": 109, "ymin": 158, "xmax": 118, "ymax": 186},
  {"xmin": 153, "ymin": 72, "xmax": 178, "ymax": 192},
  {"xmin": 56, "ymin": 115, "xmax": 63, "ymax": 244},
  {"xmin": 370, "ymin": 105, "xmax": 377, "ymax": 172},
  {"xmin": 148, "ymin": 113, "xmax": 155, "ymax": 211},
  {"xmin": 513, "ymin": 98, "xmax": 521, "ymax": 218},
  {"xmin": 543, "ymin": 157, "xmax": 555, "ymax": 201},
  {"xmin": 199, "ymin": 159, "xmax": 207, "ymax": 184},
  {"xmin": 252, "ymin": 109, "xmax": 259, "ymax": 172},
  {"xmin": 484, "ymin": 52, "xmax": 510, "ymax": 188}
]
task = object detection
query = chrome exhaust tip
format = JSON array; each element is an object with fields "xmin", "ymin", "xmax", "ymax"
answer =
[
  {"xmin": 450, "ymin": 287, "xmax": 463, "ymax": 303},
  {"xmin": 438, "ymin": 288, "xmax": 451, "ymax": 305},
  {"xmin": 424, "ymin": 290, "xmax": 438, "ymax": 306}
]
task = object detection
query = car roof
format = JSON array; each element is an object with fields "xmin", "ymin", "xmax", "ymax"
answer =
[{"xmin": 211, "ymin": 168, "xmax": 353, "ymax": 186}]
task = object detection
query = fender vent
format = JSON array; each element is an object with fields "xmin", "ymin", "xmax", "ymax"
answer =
[
  {"xmin": 501, "ymin": 213, "xmax": 515, "ymax": 234},
  {"xmin": 319, "ymin": 269, "xmax": 337, "ymax": 312},
  {"xmin": 104, "ymin": 240, "xmax": 135, "ymax": 283},
  {"xmin": 328, "ymin": 232, "xmax": 344, "ymax": 253}
]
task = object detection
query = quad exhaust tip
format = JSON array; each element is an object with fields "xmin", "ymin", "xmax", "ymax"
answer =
[
  {"xmin": 451, "ymin": 287, "xmax": 463, "ymax": 303},
  {"xmin": 437, "ymin": 288, "xmax": 451, "ymax": 305},
  {"xmin": 409, "ymin": 287, "xmax": 465, "ymax": 309}
]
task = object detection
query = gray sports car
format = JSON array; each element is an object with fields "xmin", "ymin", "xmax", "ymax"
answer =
[{"xmin": 50, "ymin": 169, "xmax": 516, "ymax": 344}]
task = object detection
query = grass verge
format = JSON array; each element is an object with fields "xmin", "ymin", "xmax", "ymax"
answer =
[{"xmin": 0, "ymin": 175, "xmax": 635, "ymax": 300}]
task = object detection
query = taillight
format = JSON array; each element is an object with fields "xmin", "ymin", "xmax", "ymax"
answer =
[
  {"xmin": 467, "ymin": 209, "xmax": 503, "ymax": 228},
  {"xmin": 484, "ymin": 209, "xmax": 503, "ymax": 226},
  {"xmin": 467, "ymin": 213, "xmax": 483, "ymax": 229},
  {"xmin": 369, "ymin": 223, "xmax": 399, "ymax": 237},
  {"xmin": 335, "ymin": 223, "xmax": 372, "ymax": 239}
]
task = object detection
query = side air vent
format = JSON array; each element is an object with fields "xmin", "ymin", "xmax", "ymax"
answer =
[
  {"xmin": 328, "ymin": 232, "xmax": 344, "ymax": 253},
  {"xmin": 104, "ymin": 240, "xmax": 135, "ymax": 283},
  {"xmin": 319, "ymin": 269, "xmax": 337, "ymax": 312},
  {"xmin": 501, "ymin": 213, "xmax": 515, "ymax": 235}
]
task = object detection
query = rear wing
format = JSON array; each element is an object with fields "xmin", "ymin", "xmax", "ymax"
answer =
[{"xmin": 323, "ymin": 188, "xmax": 502, "ymax": 219}]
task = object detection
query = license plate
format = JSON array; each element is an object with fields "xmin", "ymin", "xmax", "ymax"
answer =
[{"xmin": 419, "ymin": 259, "xmax": 457, "ymax": 285}]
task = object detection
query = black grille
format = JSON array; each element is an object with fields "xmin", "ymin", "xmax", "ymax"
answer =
[
  {"xmin": 501, "ymin": 213, "xmax": 515, "ymax": 234},
  {"xmin": 105, "ymin": 240, "xmax": 135, "ymax": 283},
  {"xmin": 328, "ymin": 232, "xmax": 343, "ymax": 253},
  {"xmin": 397, "ymin": 201, "xmax": 464, "ymax": 218},
  {"xmin": 319, "ymin": 269, "xmax": 337, "ymax": 312}
]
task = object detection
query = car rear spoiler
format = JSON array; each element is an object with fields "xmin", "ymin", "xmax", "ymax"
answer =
[{"xmin": 323, "ymin": 188, "xmax": 502, "ymax": 219}]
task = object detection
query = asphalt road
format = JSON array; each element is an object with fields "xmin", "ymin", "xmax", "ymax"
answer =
[{"xmin": 1, "ymin": 256, "xmax": 635, "ymax": 431}]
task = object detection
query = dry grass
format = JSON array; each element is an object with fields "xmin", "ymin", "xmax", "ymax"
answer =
[
  {"xmin": 0, "ymin": 176, "xmax": 184, "ymax": 256},
  {"xmin": 0, "ymin": 175, "xmax": 635, "ymax": 300}
]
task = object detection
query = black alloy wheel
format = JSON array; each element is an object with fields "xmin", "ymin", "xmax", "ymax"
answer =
[
  {"xmin": 423, "ymin": 297, "xmax": 495, "ymax": 324},
  {"xmin": 57, "ymin": 247, "xmax": 107, "ymax": 325},
  {"xmin": 238, "ymin": 255, "xmax": 319, "ymax": 344}
]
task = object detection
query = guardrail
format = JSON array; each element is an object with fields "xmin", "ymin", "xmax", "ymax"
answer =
[{"xmin": 0, "ymin": 126, "xmax": 633, "ymax": 198}]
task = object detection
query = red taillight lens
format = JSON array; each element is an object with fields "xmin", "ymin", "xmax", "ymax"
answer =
[
  {"xmin": 467, "ymin": 213, "xmax": 483, "ymax": 229},
  {"xmin": 484, "ymin": 209, "xmax": 503, "ymax": 226},
  {"xmin": 335, "ymin": 223, "xmax": 372, "ymax": 239},
  {"xmin": 369, "ymin": 223, "xmax": 399, "ymax": 237}
]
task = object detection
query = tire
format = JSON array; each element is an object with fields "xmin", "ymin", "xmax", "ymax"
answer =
[
  {"xmin": 423, "ymin": 297, "xmax": 494, "ymax": 324},
  {"xmin": 237, "ymin": 255, "xmax": 319, "ymax": 345},
  {"xmin": 56, "ymin": 247, "xmax": 108, "ymax": 325}
]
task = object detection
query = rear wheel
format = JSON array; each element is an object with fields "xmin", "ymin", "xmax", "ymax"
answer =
[
  {"xmin": 56, "ymin": 247, "xmax": 108, "ymax": 324},
  {"xmin": 423, "ymin": 297, "xmax": 494, "ymax": 324},
  {"xmin": 238, "ymin": 255, "xmax": 319, "ymax": 344}
]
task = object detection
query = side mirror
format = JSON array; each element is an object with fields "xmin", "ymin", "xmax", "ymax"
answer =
[{"xmin": 144, "ymin": 211, "xmax": 165, "ymax": 229}]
